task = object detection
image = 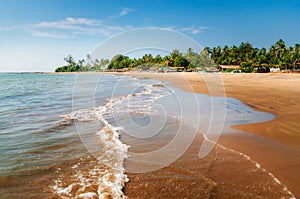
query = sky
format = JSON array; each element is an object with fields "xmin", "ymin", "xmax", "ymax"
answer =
[{"xmin": 0, "ymin": 0, "xmax": 299, "ymax": 72}]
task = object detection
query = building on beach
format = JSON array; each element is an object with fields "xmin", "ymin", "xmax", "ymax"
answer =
[{"xmin": 217, "ymin": 65, "xmax": 241, "ymax": 72}]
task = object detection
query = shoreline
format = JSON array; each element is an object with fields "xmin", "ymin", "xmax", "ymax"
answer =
[
  {"xmin": 121, "ymin": 71, "xmax": 300, "ymax": 197},
  {"xmin": 52, "ymin": 71, "xmax": 300, "ymax": 197},
  {"xmin": 125, "ymin": 72, "xmax": 300, "ymax": 149}
]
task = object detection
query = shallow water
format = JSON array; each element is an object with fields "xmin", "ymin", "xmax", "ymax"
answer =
[{"xmin": 0, "ymin": 73, "xmax": 294, "ymax": 198}]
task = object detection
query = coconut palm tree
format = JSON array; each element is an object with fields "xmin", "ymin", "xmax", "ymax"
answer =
[{"xmin": 211, "ymin": 46, "xmax": 221, "ymax": 64}]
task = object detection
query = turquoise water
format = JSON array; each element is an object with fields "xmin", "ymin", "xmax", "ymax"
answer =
[
  {"xmin": 0, "ymin": 73, "xmax": 277, "ymax": 198},
  {"xmin": 0, "ymin": 73, "xmax": 76, "ymax": 173}
]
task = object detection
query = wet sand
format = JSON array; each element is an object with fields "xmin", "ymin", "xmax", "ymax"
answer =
[
  {"xmin": 129, "ymin": 72, "xmax": 300, "ymax": 149},
  {"xmin": 123, "ymin": 72, "xmax": 300, "ymax": 198},
  {"xmin": 124, "ymin": 131, "xmax": 294, "ymax": 198}
]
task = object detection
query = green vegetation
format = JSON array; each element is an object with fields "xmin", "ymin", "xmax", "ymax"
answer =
[
  {"xmin": 55, "ymin": 54, "xmax": 109, "ymax": 72},
  {"xmin": 107, "ymin": 50, "xmax": 195, "ymax": 70},
  {"xmin": 55, "ymin": 39, "xmax": 300, "ymax": 73},
  {"xmin": 55, "ymin": 55, "xmax": 81, "ymax": 72},
  {"xmin": 210, "ymin": 39, "xmax": 300, "ymax": 72}
]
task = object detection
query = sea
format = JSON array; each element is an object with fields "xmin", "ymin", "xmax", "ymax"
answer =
[{"xmin": 0, "ymin": 73, "xmax": 295, "ymax": 198}]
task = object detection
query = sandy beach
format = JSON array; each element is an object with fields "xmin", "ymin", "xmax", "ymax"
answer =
[
  {"xmin": 128, "ymin": 72, "xmax": 300, "ymax": 148},
  {"xmin": 48, "ymin": 71, "xmax": 300, "ymax": 197},
  {"xmin": 122, "ymin": 72, "xmax": 300, "ymax": 198}
]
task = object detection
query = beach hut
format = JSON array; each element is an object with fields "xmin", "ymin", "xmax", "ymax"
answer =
[
  {"xmin": 169, "ymin": 66, "xmax": 185, "ymax": 72},
  {"xmin": 218, "ymin": 65, "xmax": 240, "ymax": 72}
]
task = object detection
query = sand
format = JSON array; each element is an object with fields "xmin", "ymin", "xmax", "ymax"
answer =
[
  {"xmin": 127, "ymin": 72, "xmax": 300, "ymax": 148},
  {"xmin": 123, "ymin": 72, "xmax": 300, "ymax": 197},
  {"xmin": 55, "ymin": 71, "xmax": 300, "ymax": 197}
]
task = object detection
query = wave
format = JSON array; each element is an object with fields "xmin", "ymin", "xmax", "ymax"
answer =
[
  {"xmin": 51, "ymin": 77, "xmax": 295, "ymax": 198},
  {"xmin": 52, "ymin": 81, "xmax": 172, "ymax": 198},
  {"xmin": 52, "ymin": 124, "xmax": 129, "ymax": 198}
]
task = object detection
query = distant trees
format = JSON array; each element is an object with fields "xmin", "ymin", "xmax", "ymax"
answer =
[
  {"xmin": 55, "ymin": 55, "xmax": 81, "ymax": 72},
  {"xmin": 209, "ymin": 39, "xmax": 300, "ymax": 72},
  {"xmin": 108, "ymin": 54, "xmax": 131, "ymax": 69},
  {"xmin": 55, "ymin": 55, "xmax": 110, "ymax": 72},
  {"xmin": 55, "ymin": 39, "xmax": 300, "ymax": 73},
  {"xmin": 107, "ymin": 50, "xmax": 192, "ymax": 70}
]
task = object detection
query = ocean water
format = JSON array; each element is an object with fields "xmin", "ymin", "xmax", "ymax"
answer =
[{"xmin": 0, "ymin": 73, "xmax": 295, "ymax": 198}]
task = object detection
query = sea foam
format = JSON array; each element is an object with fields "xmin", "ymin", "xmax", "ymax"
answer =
[{"xmin": 53, "ymin": 81, "xmax": 171, "ymax": 198}]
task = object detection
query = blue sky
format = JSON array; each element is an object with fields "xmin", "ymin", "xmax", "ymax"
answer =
[{"xmin": 0, "ymin": 0, "xmax": 299, "ymax": 72}]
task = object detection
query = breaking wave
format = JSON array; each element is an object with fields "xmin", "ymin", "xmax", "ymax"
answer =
[{"xmin": 52, "ymin": 81, "xmax": 173, "ymax": 198}]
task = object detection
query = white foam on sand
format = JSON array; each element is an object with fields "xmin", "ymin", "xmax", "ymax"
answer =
[
  {"xmin": 54, "ymin": 104, "xmax": 131, "ymax": 198},
  {"xmin": 52, "ymin": 122, "xmax": 130, "ymax": 198},
  {"xmin": 53, "ymin": 82, "xmax": 172, "ymax": 198},
  {"xmin": 217, "ymin": 143, "xmax": 296, "ymax": 199},
  {"xmin": 56, "ymin": 79, "xmax": 297, "ymax": 198}
]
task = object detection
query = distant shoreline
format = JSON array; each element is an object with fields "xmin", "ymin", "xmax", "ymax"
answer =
[{"xmin": 2, "ymin": 70, "xmax": 299, "ymax": 74}]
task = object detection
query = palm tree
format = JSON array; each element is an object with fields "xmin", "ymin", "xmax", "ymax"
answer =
[
  {"xmin": 78, "ymin": 59, "xmax": 84, "ymax": 71},
  {"xmin": 211, "ymin": 46, "xmax": 221, "ymax": 64},
  {"xmin": 162, "ymin": 55, "xmax": 171, "ymax": 67},
  {"xmin": 100, "ymin": 58, "xmax": 110, "ymax": 68},
  {"xmin": 258, "ymin": 48, "xmax": 267, "ymax": 66},
  {"xmin": 268, "ymin": 44, "xmax": 278, "ymax": 68},
  {"xmin": 292, "ymin": 44, "xmax": 300, "ymax": 69},
  {"xmin": 142, "ymin": 54, "xmax": 153, "ymax": 63},
  {"xmin": 275, "ymin": 39, "xmax": 286, "ymax": 52},
  {"xmin": 274, "ymin": 39, "xmax": 288, "ymax": 69}
]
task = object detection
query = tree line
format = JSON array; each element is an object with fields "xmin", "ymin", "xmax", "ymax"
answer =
[
  {"xmin": 106, "ymin": 49, "xmax": 211, "ymax": 70},
  {"xmin": 55, "ymin": 49, "xmax": 211, "ymax": 72},
  {"xmin": 210, "ymin": 39, "xmax": 300, "ymax": 72},
  {"xmin": 55, "ymin": 39, "xmax": 300, "ymax": 73},
  {"xmin": 55, "ymin": 55, "xmax": 109, "ymax": 72}
]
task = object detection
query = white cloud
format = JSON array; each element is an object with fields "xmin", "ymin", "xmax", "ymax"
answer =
[
  {"xmin": 34, "ymin": 17, "xmax": 101, "ymax": 30},
  {"xmin": 28, "ymin": 17, "xmax": 133, "ymax": 38},
  {"xmin": 63, "ymin": 17, "xmax": 99, "ymax": 25},
  {"xmin": 21, "ymin": 10, "xmax": 206, "ymax": 40},
  {"xmin": 31, "ymin": 31, "xmax": 67, "ymax": 39},
  {"xmin": 0, "ymin": 26, "xmax": 13, "ymax": 31},
  {"xmin": 140, "ymin": 26, "xmax": 208, "ymax": 35},
  {"xmin": 159, "ymin": 26, "xmax": 176, "ymax": 31},
  {"xmin": 179, "ymin": 26, "xmax": 209, "ymax": 34},
  {"xmin": 119, "ymin": 8, "xmax": 135, "ymax": 16}
]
